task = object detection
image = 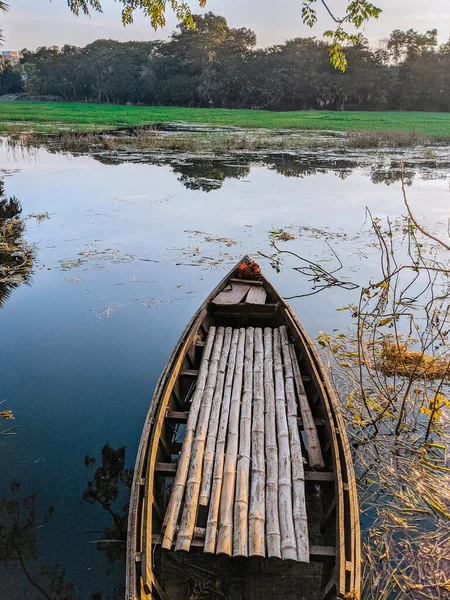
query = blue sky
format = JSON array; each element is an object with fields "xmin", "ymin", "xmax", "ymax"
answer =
[{"xmin": 2, "ymin": 0, "xmax": 449, "ymax": 51}]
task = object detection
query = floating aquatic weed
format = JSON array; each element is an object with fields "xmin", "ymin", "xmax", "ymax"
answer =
[
  {"xmin": 317, "ymin": 206, "xmax": 450, "ymax": 599},
  {"xmin": 379, "ymin": 339, "xmax": 450, "ymax": 381},
  {"xmin": 59, "ymin": 248, "xmax": 136, "ymax": 271},
  {"xmin": 28, "ymin": 212, "xmax": 50, "ymax": 222},
  {"xmin": 183, "ymin": 230, "xmax": 237, "ymax": 248},
  {"xmin": 172, "ymin": 235, "xmax": 239, "ymax": 271},
  {"xmin": 268, "ymin": 228, "xmax": 295, "ymax": 242},
  {"xmin": 90, "ymin": 297, "xmax": 171, "ymax": 320}
]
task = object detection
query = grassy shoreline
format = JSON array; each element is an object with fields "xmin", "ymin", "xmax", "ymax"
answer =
[{"xmin": 1, "ymin": 102, "xmax": 450, "ymax": 137}]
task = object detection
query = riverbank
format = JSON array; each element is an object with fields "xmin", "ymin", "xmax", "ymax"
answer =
[
  {"xmin": 7, "ymin": 126, "xmax": 450, "ymax": 157},
  {"xmin": 1, "ymin": 102, "xmax": 450, "ymax": 138}
]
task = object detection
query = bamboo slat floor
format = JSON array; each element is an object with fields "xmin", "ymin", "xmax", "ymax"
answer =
[{"xmin": 162, "ymin": 325, "xmax": 323, "ymax": 562}]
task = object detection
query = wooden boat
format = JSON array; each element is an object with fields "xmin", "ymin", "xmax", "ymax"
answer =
[{"xmin": 126, "ymin": 256, "xmax": 361, "ymax": 600}]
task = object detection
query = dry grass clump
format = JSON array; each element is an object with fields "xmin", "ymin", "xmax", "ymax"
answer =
[
  {"xmin": 345, "ymin": 130, "xmax": 428, "ymax": 149},
  {"xmin": 379, "ymin": 340, "xmax": 450, "ymax": 380},
  {"xmin": 28, "ymin": 212, "xmax": 50, "ymax": 222}
]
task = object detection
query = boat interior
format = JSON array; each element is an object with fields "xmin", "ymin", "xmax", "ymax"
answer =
[{"xmin": 128, "ymin": 262, "xmax": 359, "ymax": 600}]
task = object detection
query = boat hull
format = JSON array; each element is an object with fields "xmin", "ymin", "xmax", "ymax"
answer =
[{"xmin": 126, "ymin": 257, "xmax": 361, "ymax": 600}]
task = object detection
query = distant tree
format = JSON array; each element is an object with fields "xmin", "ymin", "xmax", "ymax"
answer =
[
  {"xmin": 142, "ymin": 13, "xmax": 256, "ymax": 107},
  {"xmin": 66, "ymin": 0, "xmax": 382, "ymax": 70},
  {"xmin": 16, "ymin": 20, "xmax": 450, "ymax": 113},
  {"xmin": 386, "ymin": 28, "xmax": 438, "ymax": 64},
  {"xmin": 0, "ymin": 65, "xmax": 21, "ymax": 94}
]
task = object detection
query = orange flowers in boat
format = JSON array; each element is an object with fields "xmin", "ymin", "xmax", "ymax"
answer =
[{"xmin": 235, "ymin": 260, "xmax": 261, "ymax": 279}]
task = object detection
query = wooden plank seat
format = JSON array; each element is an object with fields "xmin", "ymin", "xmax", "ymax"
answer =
[{"xmin": 212, "ymin": 281, "xmax": 268, "ymax": 306}]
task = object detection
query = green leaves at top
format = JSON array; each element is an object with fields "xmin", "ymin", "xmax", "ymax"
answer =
[
  {"xmin": 301, "ymin": 0, "xmax": 382, "ymax": 71},
  {"xmin": 67, "ymin": 0, "xmax": 207, "ymax": 30}
]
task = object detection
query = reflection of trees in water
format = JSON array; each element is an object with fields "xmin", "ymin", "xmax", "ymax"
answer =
[
  {"xmin": 13, "ymin": 140, "xmax": 450, "ymax": 194},
  {"xmin": 370, "ymin": 163, "xmax": 415, "ymax": 186},
  {"xmin": 81, "ymin": 444, "xmax": 134, "ymax": 600},
  {"xmin": 0, "ymin": 482, "xmax": 78, "ymax": 600},
  {"xmin": 91, "ymin": 151, "xmax": 450, "ymax": 192},
  {"xmin": 0, "ymin": 445, "xmax": 133, "ymax": 600},
  {"xmin": 263, "ymin": 153, "xmax": 355, "ymax": 179},
  {"xmin": 0, "ymin": 180, "xmax": 34, "ymax": 309},
  {"xmin": 82, "ymin": 444, "xmax": 133, "ymax": 564},
  {"xmin": 171, "ymin": 159, "xmax": 250, "ymax": 192}
]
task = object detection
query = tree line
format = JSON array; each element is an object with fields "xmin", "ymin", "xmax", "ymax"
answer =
[{"xmin": 2, "ymin": 13, "xmax": 450, "ymax": 111}]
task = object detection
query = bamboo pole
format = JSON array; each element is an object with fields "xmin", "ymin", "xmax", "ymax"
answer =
[
  {"xmin": 216, "ymin": 328, "xmax": 246, "ymax": 556},
  {"xmin": 289, "ymin": 343, "xmax": 324, "ymax": 469},
  {"xmin": 280, "ymin": 326, "xmax": 309, "ymax": 562},
  {"xmin": 204, "ymin": 329, "xmax": 240, "ymax": 554},
  {"xmin": 162, "ymin": 326, "xmax": 217, "ymax": 550},
  {"xmin": 249, "ymin": 327, "xmax": 265, "ymax": 557},
  {"xmin": 263, "ymin": 327, "xmax": 281, "ymax": 558},
  {"xmin": 273, "ymin": 328, "xmax": 297, "ymax": 561},
  {"xmin": 199, "ymin": 327, "xmax": 233, "ymax": 506},
  {"xmin": 233, "ymin": 327, "xmax": 254, "ymax": 557},
  {"xmin": 175, "ymin": 327, "xmax": 225, "ymax": 552}
]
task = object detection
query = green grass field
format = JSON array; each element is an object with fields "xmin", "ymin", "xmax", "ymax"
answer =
[{"xmin": 1, "ymin": 102, "xmax": 450, "ymax": 137}]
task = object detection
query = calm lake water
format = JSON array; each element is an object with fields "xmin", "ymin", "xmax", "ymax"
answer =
[{"xmin": 1, "ymin": 141, "xmax": 449, "ymax": 600}]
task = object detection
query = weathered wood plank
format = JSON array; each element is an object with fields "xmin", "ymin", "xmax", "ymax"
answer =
[
  {"xmin": 290, "ymin": 344, "xmax": 325, "ymax": 469},
  {"xmin": 155, "ymin": 462, "xmax": 177, "ymax": 475},
  {"xmin": 304, "ymin": 471, "xmax": 334, "ymax": 482},
  {"xmin": 212, "ymin": 283, "xmax": 251, "ymax": 305},
  {"xmin": 180, "ymin": 369, "xmax": 199, "ymax": 377},
  {"xmin": 310, "ymin": 545, "xmax": 337, "ymax": 560},
  {"xmin": 153, "ymin": 535, "xmax": 336, "ymax": 561},
  {"xmin": 229, "ymin": 278, "xmax": 263, "ymax": 286},
  {"xmin": 166, "ymin": 410, "xmax": 189, "ymax": 423},
  {"xmin": 246, "ymin": 287, "xmax": 267, "ymax": 305}
]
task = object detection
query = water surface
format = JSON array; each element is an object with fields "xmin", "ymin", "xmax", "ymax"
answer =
[{"xmin": 1, "ymin": 142, "xmax": 449, "ymax": 599}]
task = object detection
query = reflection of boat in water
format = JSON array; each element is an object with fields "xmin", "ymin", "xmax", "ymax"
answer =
[{"xmin": 126, "ymin": 256, "xmax": 361, "ymax": 600}]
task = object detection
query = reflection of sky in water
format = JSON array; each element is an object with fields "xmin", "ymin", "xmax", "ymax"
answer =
[{"xmin": 0, "ymin": 143, "xmax": 449, "ymax": 599}]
